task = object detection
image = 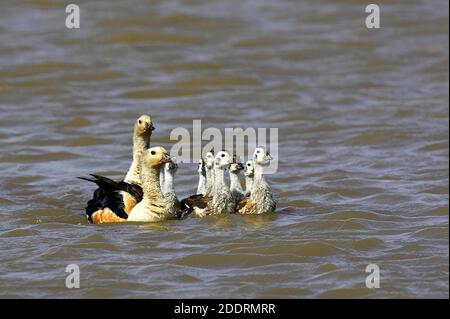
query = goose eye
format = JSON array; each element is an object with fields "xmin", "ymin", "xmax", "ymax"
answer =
[{"xmin": 150, "ymin": 150, "xmax": 156, "ymax": 155}]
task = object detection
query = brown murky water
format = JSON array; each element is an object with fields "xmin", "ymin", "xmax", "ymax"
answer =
[{"xmin": 0, "ymin": 0, "xmax": 448, "ymax": 298}]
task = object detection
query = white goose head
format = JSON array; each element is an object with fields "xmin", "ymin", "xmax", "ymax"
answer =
[
  {"xmin": 164, "ymin": 157, "xmax": 178, "ymax": 175},
  {"xmin": 253, "ymin": 147, "xmax": 272, "ymax": 166},
  {"xmin": 197, "ymin": 158, "xmax": 206, "ymax": 175},
  {"xmin": 230, "ymin": 155, "xmax": 244, "ymax": 173},
  {"xmin": 214, "ymin": 150, "xmax": 233, "ymax": 170},
  {"xmin": 205, "ymin": 149, "xmax": 215, "ymax": 170},
  {"xmin": 244, "ymin": 160, "xmax": 255, "ymax": 177}
]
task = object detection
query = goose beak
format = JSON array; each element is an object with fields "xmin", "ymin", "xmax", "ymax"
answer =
[
  {"xmin": 143, "ymin": 123, "xmax": 155, "ymax": 133},
  {"xmin": 264, "ymin": 153, "xmax": 273, "ymax": 161},
  {"xmin": 159, "ymin": 154, "xmax": 172, "ymax": 164}
]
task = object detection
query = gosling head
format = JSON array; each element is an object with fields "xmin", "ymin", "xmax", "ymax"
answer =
[
  {"xmin": 244, "ymin": 160, "xmax": 254, "ymax": 177},
  {"xmin": 230, "ymin": 155, "xmax": 244, "ymax": 173},
  {"xmin": 214, "ymin": 150, "xmax": 232, "ymax": 170},
  {"xmin": 204, "ymin": 149, "xmax": 215, "ymax": 170},
  {"xmin": 164, "ymin": 158, "xmax": 178, "ymax": 175},
  {"xmin": 142, "ymin": 146, "xmax": 171, "ymax": 168},
  {"xmin": 253, "ymin": 147, "xmax": 272, "ymax": 166},
  {"xmin": 134, "ymin": 114, "xmax": 155, "ymax": 136},
  {"xmin": 197, "ymin": 158, "xmax": 206, "ymax": 176}
]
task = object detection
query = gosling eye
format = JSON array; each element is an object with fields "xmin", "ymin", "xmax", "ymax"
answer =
[
  {"xmin": 150, "ymin": 150, "xmax": 156, "ymax": 155},
  {"xmin": 256, "ymin": 150, "xmax": 260, "ymax": 153},
  {"xmin": 247, "ymin": 163, "xmax": 251, "ymax": 166},
  {"xmin": 221, "ymin": 154, "xmax": 225, "ymax": 157},
  {"xmin": 138, "ymin": 120, "xmax": 142, "ymax": 124}
]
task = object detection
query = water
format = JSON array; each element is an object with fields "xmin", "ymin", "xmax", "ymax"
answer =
[{"xmin": 0, "ymin": 0, "xmax": 448, "ymax": 298}]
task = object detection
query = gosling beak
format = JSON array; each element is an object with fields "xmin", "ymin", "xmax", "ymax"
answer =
[
  {"xmin": 143, "ymin": 123, "xmax": 155, "ymax": 133},
  {"xmin": 237, "ymin": 163, "xmax": 245, "ymax": 170},
  {"xmin": 159, "ymin": 154, "xmax": 172, "ymax": 164},
  {"xmin": 264, "ymin": 152, "xmax": 273, "ymax": 161}
]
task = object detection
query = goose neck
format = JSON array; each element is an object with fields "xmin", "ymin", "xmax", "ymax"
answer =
[
  {"xmin": 124, "ymin": 133, "xmax": 151, "ymax": 184},
  {"xmin": 140, "ymin": 165, "xmax": 164, "ymax": 204},
  {"xmin": 206, "ymin": 168, "xmax": 215, "ymax": 195},
  {"xmin": 197, "ymin": 172, "xmax": 207, "ymax": 195},
  {"xmin": 230, "ymin": 172, "xmax": 243, "ymax": 192},
  {"xmin": 245, "ymin": 175, "xmax": 254, "ymax": 193},
  {"xmin": 164, "ymin": 172, "xmax": 175, "ymax": 196}
]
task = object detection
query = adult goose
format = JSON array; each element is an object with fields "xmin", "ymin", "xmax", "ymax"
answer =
[
  {"xmin": 179, "ymin": 150, "xmax": 235, "ymax": 217},
  {"xmin": 128, "ymin": 147, "xmax": 177, "ymax": 222},
  {"xmin": 79, "ymin": 115, "xmax": 154, "ymax": 224},
  {"xmin": 124, "ymin": 115, "xmax": 154, "ymax": 185},
  {"xmin": 236, "ymin": 147, "xmax": 276, "ymax": 215}
]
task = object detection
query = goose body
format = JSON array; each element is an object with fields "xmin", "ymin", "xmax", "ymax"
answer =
[
  {"xmin": 196, "ymin": 159, "xmax": 207, "ymax": 195},
  {"xmin": 237, "ymin": 147, "xmax": 276, "ymax": 215},
  {"xmin": 229, "ymin": 161, "xmax": 244, "ymax": 204},
  {"xmin": 210, "ymin": 158, "xmax": 235, "ymax": 215},
  {"xmin": 128, "ymin": 147, "xmax": 177, "ymax": 222},
  {"xmin": 244, "ymin": 160, "xmax": 254, "ymax": 196},
  {"xmin": 80, "ymin": 174, "xmax": 143, "ymax": 223},
  {"xmin": 80, "ymin": 115, "xmax": 154, "ymax": 224},
  {"xmin": 180, "ymin": 150, "xmax": 235, "ymax": 217},
  {"xmin": 161, "ymin": 161, "xmax": 180, "ymax": 217}
]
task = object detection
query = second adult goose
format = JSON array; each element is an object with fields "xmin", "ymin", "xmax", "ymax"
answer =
[{"xmin": 124, "ymin": 114, "xmax": 155, "ymax": 185}]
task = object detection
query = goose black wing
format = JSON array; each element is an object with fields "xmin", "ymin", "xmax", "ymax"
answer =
[
  {"xmin": 78, "ymin": 174, "xmax": 143, "ymax": 222},
  {"xmin": 178, "ymin": 194, "xmax": 209, "ymax": 219}
]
